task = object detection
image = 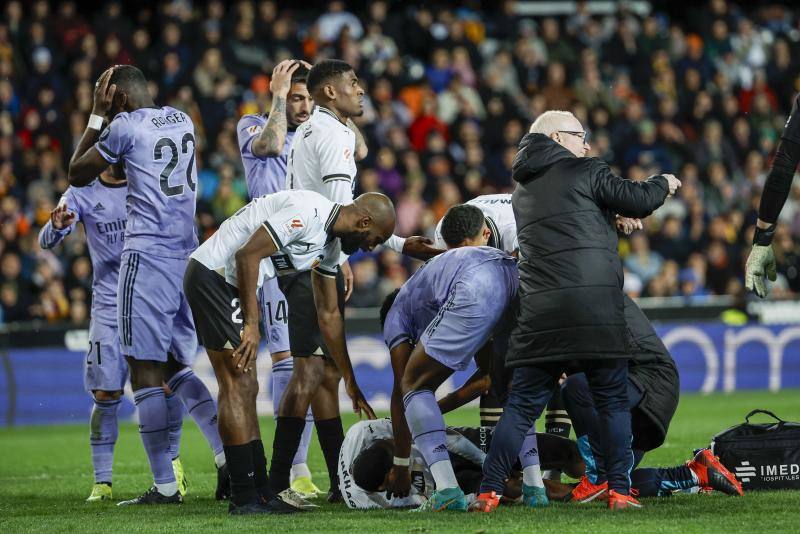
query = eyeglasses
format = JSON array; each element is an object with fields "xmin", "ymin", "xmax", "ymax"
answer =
[{"xmin": 558, "ymin": 130, "xmax": 590, "ymax": 143}]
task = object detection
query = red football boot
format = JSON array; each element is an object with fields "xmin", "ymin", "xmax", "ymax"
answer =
[
  {"xmin": 569, "ymin": 475, "xmax": 608, "ymax": 503},
  {"xmin": 468, "ymin": 492, "xmax": 500, "ymax": 513},
  {"xmin": 687, "ymin": 449, "xmax": 744, "ymax": 496},
  {"xmin": 607, "ymin": 490, "xmax": 643, "ymax": 510}
]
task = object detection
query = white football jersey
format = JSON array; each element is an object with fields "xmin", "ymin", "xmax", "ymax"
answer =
[
  {"xmin": 338, "ymin": 419, "xmax": 487, "ymax": 510},
  {"xmin": 286, "ymin": 106, "xmax": 357, "ymax": 205},
  {"xmin": 190, "ymin": 190, "xmax": 342, "ymax": 288},
  {"xmin": 434, "ymin": 194, "xmax": 519, "ymax": 253}
]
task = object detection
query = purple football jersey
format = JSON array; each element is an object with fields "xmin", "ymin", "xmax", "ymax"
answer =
[
  {"xmin": 237, "ymin": 114, "xmax": 296, "ymax": 199},
  {"xmin": 383, "ymin": 247, "xmax": 519, "ymax": 350},
  {"xmin": 38, "ymin": 178, "xmax": 128, "ymax": 326},
  {"xmin": 95, "ymin": 106, "xmax": 198, "ymax": 258}
]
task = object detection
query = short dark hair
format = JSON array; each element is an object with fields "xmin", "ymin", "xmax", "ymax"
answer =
[
  {"xmin": 307, "ymin": 59, "xmax": 353, "ymax": 94},
  {"xmin": 291, "ymin": 63, "xmax": 310, "ymax": 86},
  {"xmin": 440, "ymin": 204, "xmax": 485, "ymax": 247},
  {"xmin": 379, "ymin": 288, "xmax": 400, "ymax": 329},
  {"xmin": 108, "ymin": 65, "xmax": 148, "ymax": 95},
  {"xmin": 351, "ymin": 439, "xmax": 393, "ymax": 492}
]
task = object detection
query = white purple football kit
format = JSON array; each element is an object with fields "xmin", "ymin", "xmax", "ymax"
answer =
[
  {"xmin": 95, "ymin": 106, "xmax": 198, "ymax": 363},
  {"xmin": 39, "ymin": 178, "xmax": 129, "ymax": 391}
]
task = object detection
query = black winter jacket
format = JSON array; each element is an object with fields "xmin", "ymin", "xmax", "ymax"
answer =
[{"xmin": 507, "ymin": 133, "xmax": 669, "ymax": 367}]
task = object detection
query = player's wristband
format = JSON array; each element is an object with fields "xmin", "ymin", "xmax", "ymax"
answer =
[
  {"xmin": 393, "ymin": 456, "xmax": 410, "ymax": 467},
  {"xmin": 753, "ymin": 224, "xmax": 777, "ymax": 246},
  {"xmin": 87, "ymin": 114, "xmax": 104, "ymax": 131}
]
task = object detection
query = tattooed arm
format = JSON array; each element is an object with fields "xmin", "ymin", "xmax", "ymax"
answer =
[
  {"xmin": 346, "ymin": 118, "xmax": 369, "ymax": 161},
  {"xmin": 251, "ymin": 60, "xmax": 300, "ymax": 158}
]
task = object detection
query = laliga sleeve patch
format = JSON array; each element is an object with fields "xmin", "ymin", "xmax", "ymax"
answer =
[
  {"xmin": 247, "ymin": 124, "xmax": 263, "ymax": 136},
  {"xmin": 282, "ymin": 214, "xmax": 304, "ymax": 235}
]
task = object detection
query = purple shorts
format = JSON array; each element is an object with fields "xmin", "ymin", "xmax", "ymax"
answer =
[
  {"xmin": 259, "ymin": 275, "xmax": 290, "ymax": 355},
  {"xmin": 420, "ymin": 262, "xmax": 517, "ymax": 371},
  {"xmin": 84, "ymin": 319, "xmax": 128, "ymax": 392},
  {"xmin": 118, "ymin": 251, "xmax": 198, "ymax": 363}
]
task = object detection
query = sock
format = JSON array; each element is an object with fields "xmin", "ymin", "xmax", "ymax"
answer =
[
  {"xmin": 268, "ymin": 416, "xmax": 306, "ymax": 493},
  {"xmin": 89, "ymin": 398, "xmax": 121, "ymax": 484},
  {"xmin": 250, "ymin": 439, "xmax": 269, "ymax": 495},
  {"xmin": 631, "ymin": 466, "xmax": 697, "ymax": 497},
  {"xmin": 224, "ymin": 443, "xmax": 256, "ymax": 506},
  {"xmin": 576, "ymin": 434, "xmax": 602, "ymax": 484},
  {"xmin": 315, "ymin": 417, "xmax": 345, "ymax": 491},
  {"xmin": 544, "ymin": 389, "xmax": 572, "ymax": 437},
  {"xmin": 403, "ymin": 389, "xmax": 457, "ymax": 490},
  {"xmin": 479, "ymin": 391, "xmax": 504, "ymax": 428},
  {"xmin": 271, "ymin": 359, "xmax": 314, "ymax": 469},
  {"xmin": 168, "ymin": 368, "xmax": 225, "ymax": 459},
  {"xmin": 165, "ymin": 393, "xmax": 183, "ymax": 460},
  {"xmin": 133, "ymin": 387, "xmax": 176, "ymax": 491},
  {"xmin": 293, "ymin": 411, "xmax": 314, "ymax": 468},
  {"xmin": 291, "ymin": 463, "xmax": 312, "ymax": 481},
  {"xmin": 519, "ymin": 428, "xmax": 544, "ymax": 488}
]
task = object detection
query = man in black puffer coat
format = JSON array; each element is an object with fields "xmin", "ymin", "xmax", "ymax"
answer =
[{"xmin": 475, "ymin": 111, "xmax": 681, "ymax": 512}]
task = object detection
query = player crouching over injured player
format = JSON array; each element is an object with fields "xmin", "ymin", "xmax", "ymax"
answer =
[{"xmin": 184, "ymin": 189, "xmax": 394, "ymax": 515}]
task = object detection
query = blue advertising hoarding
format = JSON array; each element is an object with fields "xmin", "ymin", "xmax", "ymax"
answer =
[{"xmin": 1, "ymin": 322, "xmax": 799, "ymax": 426}]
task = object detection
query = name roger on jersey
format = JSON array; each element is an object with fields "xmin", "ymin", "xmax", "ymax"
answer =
[{"xmin": 150, "ymin": 111, "xmax": 189, "ymax": 128}]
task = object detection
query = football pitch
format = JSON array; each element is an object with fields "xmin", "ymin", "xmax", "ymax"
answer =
[{"xmin": 1, "ymin": 390, "xmax": 799, "ymax": 533}]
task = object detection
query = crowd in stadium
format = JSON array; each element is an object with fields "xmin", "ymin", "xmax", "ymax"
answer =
[{"xmin": 1, "ymin": 0, "xmax": 800, "ymax": 323}]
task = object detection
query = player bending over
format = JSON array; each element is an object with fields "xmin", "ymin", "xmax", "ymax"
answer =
[
  {"xmin": 184, "ymin": 189, "xmax": 394, "ymax": 515},
  {"xmin": 237, "ymin": 59, "xmax": 322, "ymax": 498},
  {"xmin": 67, "ymin": 66, "xmax": 226, "ymax": 505}
]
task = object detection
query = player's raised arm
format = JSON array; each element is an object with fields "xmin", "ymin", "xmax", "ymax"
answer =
[
  {"xmin": 346, "ymin": 117, "xmax": 368, "ymax": 161},
  {"xmin": 251, "ymin": 60, "xmax": 305, "ymax": 158},
  {"xmin": 69, "ymin": 68, "xmax": 118, "ymax": 186},
  {"xmin": 232, "ymin": 227, "xmax": 280, "ymax": 371}
]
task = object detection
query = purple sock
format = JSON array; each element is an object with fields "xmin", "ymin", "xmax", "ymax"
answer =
[
  {"xmin": 519, "ymin": 427, "xmax": 540, "ymax": 469},
  {"xmin": 403, "ymin": 390, "xmax": 450, "ymax": 468},
  {"xmin": 168, "ymin": 368, "xmax": 224, "ymax": 459},
  {"xmin": 134, "ymin": 387, "xmax": 175, "ymax": 485},
  {"xmin": 165, "ymin": 393, "xmax": 183, "ymax": 460},
  {"xmin": 271, "ymin": 359, "xmax": 313, "ymax": 466},
  {"xmin": 89, "ymin": 398, "xmax": 120, "ymax": 484}
]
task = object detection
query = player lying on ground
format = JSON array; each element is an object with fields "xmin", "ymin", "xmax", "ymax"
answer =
[
  {"xmin": 237, "ymin": 59, "xmax": 321, "ymax": 498},
  {"xmin": 338, "ymin": 419, "xmax": 584, "ymax": 510},
  {"xmin": 185, "ymin": 189, "xmax": 394, "ymax": 515},
  {"xmin": 66, "ymin": 66, "xmax": 226, "ymax": 506}
]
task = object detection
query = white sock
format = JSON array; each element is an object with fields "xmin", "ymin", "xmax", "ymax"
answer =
[
  {"xmin": 156, "ymin": 481, "xmax": 178, "ymax": 496},
  {"xmin": 523, "ymin": 464, "xmax": 544, "ymax": 488},
  {"xmin": 291, "ymin": 463, "xmax": 312, "ymax": 482},
  {"xmin": 214, "ymin": 451, "xmax": 226, "ymax": 469},
  {"xmin": 430, "ymin": 461, "xmax": 459, "ymax": 491}
]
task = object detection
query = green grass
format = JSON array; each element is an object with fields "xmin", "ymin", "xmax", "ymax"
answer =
[{"xmin": 1, "ymin": 390, "xmax": 800, "ymax": 532}]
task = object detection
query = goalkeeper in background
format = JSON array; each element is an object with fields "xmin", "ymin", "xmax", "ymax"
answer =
[{"xmin": 746, "ymin": 93, "xmax": 800, "ymax": 297}]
